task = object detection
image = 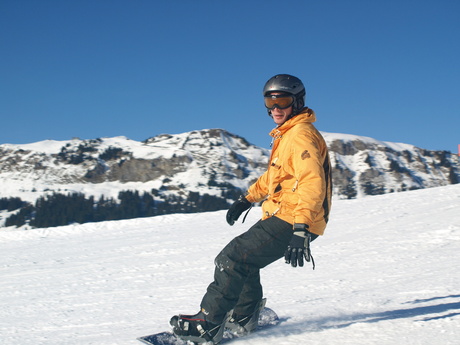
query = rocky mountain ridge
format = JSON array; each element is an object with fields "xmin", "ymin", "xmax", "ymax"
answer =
[
  {"xmin": 323, "ymin": 132, "xmax": 459, "ymax": 198},
  {"xmin": 0, "ymin": 129, "xmax": 269, "ymax": 204},
  {"xmin": 1, "ymin": 129, "xmax": 459, "ymax": 228}
]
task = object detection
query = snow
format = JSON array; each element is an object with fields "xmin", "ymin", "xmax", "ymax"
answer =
[
  {"xmin": 2, "ymin": 139, "xmax": 75, "ymax": 154},
  {"xmin": 1, "ymin": 136, "xmax": 179, "ymax": 160},
  {"xmin": 321, "ymin": 132, "xmax": 418, "ymax": 152},
  {"xmin": 1, "ymin": 184, "xmax": 460, "ymax": 345}
]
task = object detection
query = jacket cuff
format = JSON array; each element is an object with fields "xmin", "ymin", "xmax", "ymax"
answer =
[
  {"xmin": 245, "ymin": 194, "xmax": 257, "ymax": 203},
  {"xmin": 293, "ymin": 223, "xmax": 309, "ymax": 231}
]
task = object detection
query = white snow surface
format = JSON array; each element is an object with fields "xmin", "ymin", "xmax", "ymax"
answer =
[{"xmin": 1, "ymin": 184, "xmax": 460, "ymax": 345}]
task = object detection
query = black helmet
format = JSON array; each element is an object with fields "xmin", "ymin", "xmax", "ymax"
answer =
[{"xmin": 263, "ymin": 74, "xmax": 306, "ymax": 116}]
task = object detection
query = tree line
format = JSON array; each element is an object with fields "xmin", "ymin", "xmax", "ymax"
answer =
[{"xmin": 3, "ymin": 189, "xmax": 236, "ymax": 229}]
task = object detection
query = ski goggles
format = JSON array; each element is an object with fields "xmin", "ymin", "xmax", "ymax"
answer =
[{"xmin": 264, "ymin": 94, "xmax": 295, "ymax": 110}]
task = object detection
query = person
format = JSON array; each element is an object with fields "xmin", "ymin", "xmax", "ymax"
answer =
[{"xmin": 170, "ymin": 74, "xmax": 332, "ymax": 344}]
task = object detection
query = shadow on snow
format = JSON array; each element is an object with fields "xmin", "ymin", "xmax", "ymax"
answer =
[{"xmin": 254, "ymin": 295, "xmax": 460, "ymax": 338}]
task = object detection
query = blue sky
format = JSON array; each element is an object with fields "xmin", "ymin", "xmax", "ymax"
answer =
[{"xmin": 1, "ymin": 0, "xmax": 459, "ymax": 153}]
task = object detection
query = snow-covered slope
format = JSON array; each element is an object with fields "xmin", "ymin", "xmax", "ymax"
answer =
[{"xmin": 1, "ymin": 184, "xmax": 459, "ymax": 345}]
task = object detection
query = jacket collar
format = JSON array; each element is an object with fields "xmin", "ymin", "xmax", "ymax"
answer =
[{"xmin": 269, "ymin": 107, "xmax": 316, "ymax": 138}]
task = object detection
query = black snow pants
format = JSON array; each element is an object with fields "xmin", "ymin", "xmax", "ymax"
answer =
[{"xmin": 200, "ymin": 216, "xmax": 295, "ymax": 323}]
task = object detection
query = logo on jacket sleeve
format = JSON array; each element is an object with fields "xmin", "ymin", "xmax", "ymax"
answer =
[{"xmin": 301, "ymin": 150, "xmax": 311, "ymax": 160}]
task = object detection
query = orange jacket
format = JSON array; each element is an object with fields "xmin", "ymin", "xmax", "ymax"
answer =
[{"xmin": 246, "ymin": 108, "xmax": 332, "ymax": 235}]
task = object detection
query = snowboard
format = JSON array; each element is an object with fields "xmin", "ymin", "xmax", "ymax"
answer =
[{"xmin": 137, "ymin": 305, "xmax": 279, "ymax": 345}]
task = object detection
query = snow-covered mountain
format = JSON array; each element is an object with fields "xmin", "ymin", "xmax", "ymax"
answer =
[
  {"xmin": 0, "ymin": 129, "xmax": 459, "ymax": 228},
  {"xmin": 323, "ymin": 132, "xmax": 460, "ymax": 198},
  {"xmin": 0, "ymin": 129, "xmax": 269, "ymax": 204}
]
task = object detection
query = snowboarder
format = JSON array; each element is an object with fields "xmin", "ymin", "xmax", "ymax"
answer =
[{"xmin": 170, "ymin": 74, "xmax": 332, "ymax": 344}]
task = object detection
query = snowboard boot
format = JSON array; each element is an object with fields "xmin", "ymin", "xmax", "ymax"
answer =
[
  {"xmin": 170, "ymin": 310, "xmax": 229, "ymax": 344},
  {"xmin": 225, "ymin": 298, "xmax": 266, "ymax": 335}
]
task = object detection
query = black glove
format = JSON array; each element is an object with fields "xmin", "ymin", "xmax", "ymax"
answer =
[
  {"xmin": 226, "ymin": 195, "xmax": 252, "ymax": 226},
  {"xmin": 284, "ymin": 223, "xmax": 315, "ymax": 269}
]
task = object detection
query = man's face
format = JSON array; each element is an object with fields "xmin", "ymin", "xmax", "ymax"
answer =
[
  {"xmin": 271, "ymin": 105, "xmax": 293, "ymax": 125},
  {"xmin": 267, "ymin": 93, "xmax": 293, "ymax": 125}
]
